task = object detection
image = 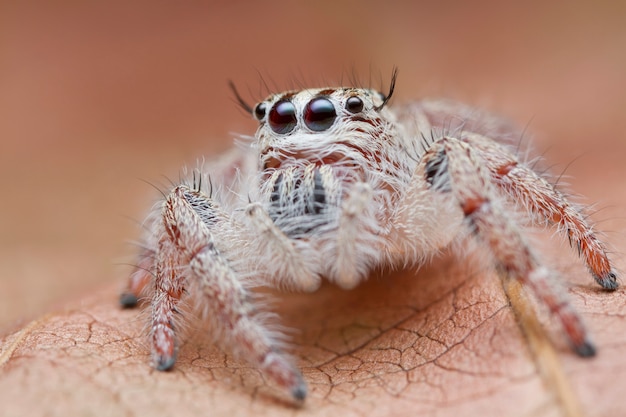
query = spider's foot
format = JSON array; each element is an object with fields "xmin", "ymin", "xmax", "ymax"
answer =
[
  {"xmin": 119, "ymin": 292, "xmax": 139, "ymax": 308},
  {"xmin": 594, "ymin": 270, "xmax": 619, "ymax": 291},
  {"xmin": 291, "ymin": 381, "xmax": 307, "ymax": 402},
  {"xmin": 263, "ymin": 351, "xmax": 308, "ymax": 402},
  {"xmin": 152, "ymin": 324, "xmax": 177, "ymax": 371},
  {"xmin": 574, "ymin": 340, "xmax": 596, "ymax": 358},
  {"xmin": 155, "ymin": 353, "xmax": 177, "ymax": 371}
]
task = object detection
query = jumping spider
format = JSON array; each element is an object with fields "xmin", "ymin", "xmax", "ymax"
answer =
[{"xmin": 121, "ymin": 70, "xmax": 618, "ymax": 401}]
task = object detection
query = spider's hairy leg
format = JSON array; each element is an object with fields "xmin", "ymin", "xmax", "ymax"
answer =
[
  {"xmin": 120, "ymin": 248, "xmax": 154, "ymax": 307},
  {"xmin": 151, "ymin": 245, "xmax": 184, "ymax": 370},
  {"xmin": 244, "ymin": 203, "xmax": 320, "ymax": 292},
  {"xmin": 464, "ymin": 133, "xmax": 618, "ymax": 290},
  {"xmin": 152, "ymin": 185, "xmax": 307, "ymax": 400},
  {"xmin": 424, "ymin": 137, "xmax": 595, "ymax": 356},
  {"xmin": 121, "ymin": 208, "xmax": 162, "ymax": 307}
]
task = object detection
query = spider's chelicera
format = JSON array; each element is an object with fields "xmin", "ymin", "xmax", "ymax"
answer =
[{"xmin": 122, "ymin": 70, "xmax": 618, "ymax": 402}]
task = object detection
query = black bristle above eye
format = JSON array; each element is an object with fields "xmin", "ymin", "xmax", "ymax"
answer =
[
  {"xmin": 374, "ymin": 67, "xmax": 398, "ymax": 111},
  {"xmin": 228, "ymin": 80, "xmax": 253, "ymax": 115}
]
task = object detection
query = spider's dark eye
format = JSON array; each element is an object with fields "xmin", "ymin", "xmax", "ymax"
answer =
[
  {"xmin": 345, "ymin": 96, "xmax": 364, "ymax": 114},
  {"xmin": 304, "ymin": 97, "xmax": 336, "ymax": 132},
  {"xmin": 268, "ymin": 100, "xmax": 297, "ymax": 134},
  {"xmin": 254, "ymin": 102, "xmax": 267, "ymax": 121}
]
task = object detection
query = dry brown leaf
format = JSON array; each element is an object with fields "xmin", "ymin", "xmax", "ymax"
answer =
[
  {"xmin": 2, "ymin": 3, "xmax": 626, "ymax": 417},
  {"xmin": 2, "ymin": 250, "xmax": 624, "ymax": 417}
]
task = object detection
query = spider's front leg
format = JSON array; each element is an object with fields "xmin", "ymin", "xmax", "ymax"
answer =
[
  {"xmin": 423, "ymin": 137, "xmax": 596, "ymax": 356},
  {"xmin": 135, "ymin": 185, "xmax": 307, "ymax": 400}
]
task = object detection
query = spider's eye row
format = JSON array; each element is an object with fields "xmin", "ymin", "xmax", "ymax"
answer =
[
  {"xmin": 268, "ymin": 100, "xmax": 297, "ymax": 134},
  {"xmin": 304, "ymin": 97, "xmax": 337, "ymax": 132},
  {"xmin": 254, "ymin": 102, "xmax": 267, "ymax": 121},
  {"xmin": 345, "ymin": 96, "xmax": 364, "ymax": 114},
  {"xmin": 267, "ymin": 95, "xmax": 341, "ymax": 134}
]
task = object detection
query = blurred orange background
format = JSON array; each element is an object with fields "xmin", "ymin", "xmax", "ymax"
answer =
[{"xmin": 1, "ymin": 1, "xmax": 625, "ymax": 332}]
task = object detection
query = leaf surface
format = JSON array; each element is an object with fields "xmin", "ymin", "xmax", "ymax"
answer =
[{"xmin": 2, "ymin": 251, "xmax": 624, "ymax": 417}]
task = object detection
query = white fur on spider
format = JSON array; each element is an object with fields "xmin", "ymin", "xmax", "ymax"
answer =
[{"xmin": 122, "ymin": 72, "xmax": 618, "ymax": 402}]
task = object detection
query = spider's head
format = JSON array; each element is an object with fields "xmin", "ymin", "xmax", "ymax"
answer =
[
  {"xmin": 230, "ymin": 70, "xmax": 399, "ymax": 178},
  {"xmin": 229, "ymin": 71, "xmax": 405, "ymax": 236}
]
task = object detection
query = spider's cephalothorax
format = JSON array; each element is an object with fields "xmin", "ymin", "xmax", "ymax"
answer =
[
  {"xmin": 121, "ymin": 71, "xmax": 618, "ymax": 402},
  {"xmin": 253, "ymin": 87, "xmax": 412, "ymax": 240}
]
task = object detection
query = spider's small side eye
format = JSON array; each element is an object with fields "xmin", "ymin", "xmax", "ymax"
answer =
[
  {"xmin": 304, "ymin": 96, "xmax": 337, "ymax": 132},
  {"xmin": 269, "ymin": 100, "xmax": 297, "ymax": 134},
  {"xmin": 254, "ymin": 102, "xmax": 267, "ymax": 121},
  {"xmin": 345, "ymin": 96, "xmax": 364, "ymax": 114}
]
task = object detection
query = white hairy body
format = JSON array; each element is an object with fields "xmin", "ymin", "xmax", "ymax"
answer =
[{"xmin": 121, "ymin": 73, "xmax": 618, "ymax": 401}]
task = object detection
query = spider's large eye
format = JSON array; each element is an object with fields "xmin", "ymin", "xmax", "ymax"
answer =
[
  {"xmin": 304, "ymin": 97, "xmax": 336, "ymax": 132},
  {"xmin": 269, "ymin": 100, "xmax": 297, "ymax": 134},
  {"xmin": 345, "ymin": 96, "xmax": 364, "ymax": 114},
  {"xmin": 254, "ymin": 102, "xmax": 267, "ymax": 121}
]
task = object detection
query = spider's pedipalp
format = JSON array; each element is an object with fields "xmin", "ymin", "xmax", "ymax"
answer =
[
  {"xmin": 244, "ymin": 201, "xmax": 321, "ymax": 292},
  {"xmin": 333, "ymin": 182, "xmax": 374, "ymax": 289}
]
